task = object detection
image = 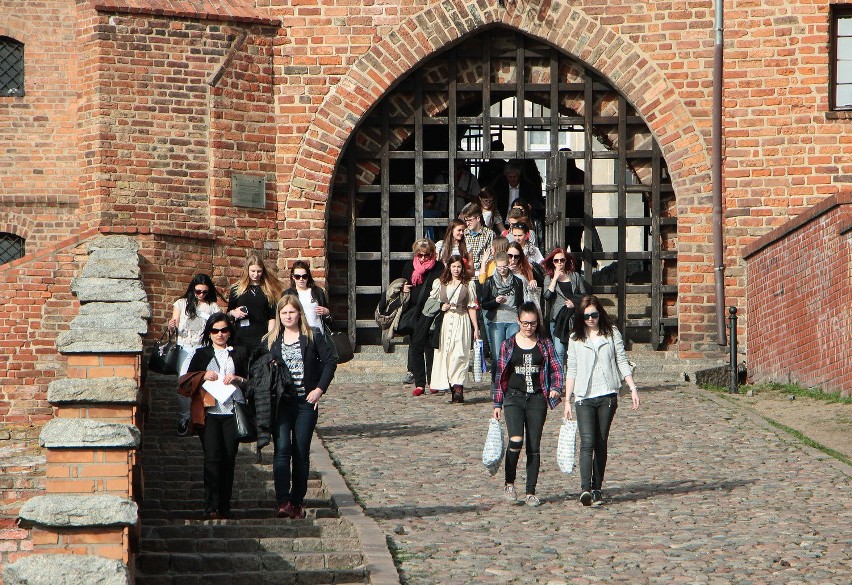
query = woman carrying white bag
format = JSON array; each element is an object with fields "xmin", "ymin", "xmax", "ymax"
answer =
[{"xmin": 564, "ymin": 295, "xmax": 639, "ymax": 507}]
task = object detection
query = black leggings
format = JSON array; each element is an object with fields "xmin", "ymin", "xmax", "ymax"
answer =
[
  {"xmin": 503, "ymin": 390, "xmax": 547, "ymax": 495},
  {"xmin": 407, "ymin": 314, "xmax": 434, "ymax": 387},
  {"xmin": 575, "ymin": 394, "xmax": 618, "ymax": 492}
]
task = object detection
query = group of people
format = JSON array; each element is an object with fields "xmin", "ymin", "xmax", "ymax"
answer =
[
  {"xmin": 391, "ymin": 171, "xmax": 640, "ymax": 507},
  {"xmin": 170, "ymin": 256, "xmax": 336, "ymax": 520}
]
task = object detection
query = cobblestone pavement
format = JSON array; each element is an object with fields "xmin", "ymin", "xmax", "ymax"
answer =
[{"xmin": 316, "ymin": 381, "xmax": 851, "ymax": 584}]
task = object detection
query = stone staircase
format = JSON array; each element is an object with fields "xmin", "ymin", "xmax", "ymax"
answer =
[{"xmin": 135, "ymin": 372, "xmax": 369, "ymax": 585}]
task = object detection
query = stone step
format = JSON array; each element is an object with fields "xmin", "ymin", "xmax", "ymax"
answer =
[
  {"xmin": 134, "ymin": 568, "xmax": 368, "ymax": 585},
  {"xmin": 139, "ymin": 495, "xmax": 331, "ymax": 513},
  {"xmin": 140, "ymin": 518, "xmax": 357, "ymax": 540},
  {"xmin": 136, "ymin": 550, "xmax": 364, "ymax": 573},
  {"xmin": 140, "ymin": 505, "xmax": 338, "ymax": 521},
  {"xmin": 140, "ymin": 535, "xmax": 361, "ymax": 554}
]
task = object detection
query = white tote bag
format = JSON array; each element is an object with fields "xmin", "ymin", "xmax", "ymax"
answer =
[
  {"xmin": 556, "ymin": 419, "xmax": 578, "ymax": 474},
  {"xmin": 481, "ymin": 418, "xmax": 505, "ymax": 476}
]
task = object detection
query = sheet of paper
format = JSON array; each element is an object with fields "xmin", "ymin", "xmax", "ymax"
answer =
[{"xmin": 202, "ymin": 379, "xmax": 237, "ymax": 404}]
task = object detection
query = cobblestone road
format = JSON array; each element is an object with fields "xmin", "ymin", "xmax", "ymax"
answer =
[{"xmin": 316, "ymin": 382, "xmax": 851, "ymax": 584}]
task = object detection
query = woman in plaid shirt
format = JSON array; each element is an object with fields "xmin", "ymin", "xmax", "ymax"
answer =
[{"xmin": 492, "ymin": 302, "xmax": 563, "ymax": 507}]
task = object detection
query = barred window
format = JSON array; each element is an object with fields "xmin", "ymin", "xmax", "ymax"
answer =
[
  {"xmin": 0, "ymin": 36, "xmax": 24, "ymax": 97},
  {"xmin": 831, "ymin": 6, "xmax": 852, "ymax": 110},
  {"xmin": 0, "ymin": 233, "xmax": 25, "ymax": 264}
]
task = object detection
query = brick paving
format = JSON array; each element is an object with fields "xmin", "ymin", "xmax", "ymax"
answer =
[{"xmin": 316, "ymin": 381, "xmax": 852, "ymax": 584}]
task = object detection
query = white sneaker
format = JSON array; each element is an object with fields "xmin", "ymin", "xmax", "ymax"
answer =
[
  {"xmin": 524, "ymin": 494, "xmax": 541, "ymax": 507},
  {"xmin": 503, "ymin": 484, "xmax": 517, "ymax": 502}
]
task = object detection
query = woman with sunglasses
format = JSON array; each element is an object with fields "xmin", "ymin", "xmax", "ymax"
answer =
[
  {"xmin": 261, "ymin": 295, "xmax": 336, "ymax": 520},
  {"xmin": 480, "ymin": 251, "xmax": 524, "ymax": 384},
  {"xmin": 542, "ymin": 248, "xmax": 586, "ymax": 365},
  {"xmin": 506, "ymin": 242, "xmax": 541, "ymax": 309},
  {"xmin": 428, "ymin": 254, "xmax": 480, "ymax": 403},
  {"xmin": 564, "ymin": 295, "xmax": 639, "ymax": 507},
  {"xmin": 402, "ymin": 239, "xmax": 444, "ymax": 396},
  {"xmin": 493, "ymin": 302, "xmax": 563, "ymax": 507},
  {"xmin": 227, "ymin": 254, "xmax": 284, "ymax": 352},
  {"xmin": 183, "ymin": 313, "xmax": 249, "ymax": 519},
  {"xmin": 169, "ymin": 274, "xmax": 221, "ymax": 437},
  {"xmin": 282, "ymin": 261, "xmax": 331, "ymax": 332}
]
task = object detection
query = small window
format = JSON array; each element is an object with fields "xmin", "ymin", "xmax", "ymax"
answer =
[
  {"xmin": 0, "ymin": 36, "xmax": 24, "ymax": 97},
  {"xmin": 831, "ymin": 6, "xmax": 852, "ymax": 110},
  {"xmin": 0, "ymin": 233, "xmax": 25, "ymax": 264}
]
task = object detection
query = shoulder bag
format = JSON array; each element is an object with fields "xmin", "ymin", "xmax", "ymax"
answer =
[
  {"xmin": 148, "ymin": 328, "xmax": 180, "ymax": 375},
  {"xmin": 232, "ymin": 400, "xmax": 257, "ymax": 444}
]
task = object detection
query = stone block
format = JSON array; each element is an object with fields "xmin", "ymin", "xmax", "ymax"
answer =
[
  {"xmin": 18, "ymin": 495, "xmax": 138, "ymax": 528},
  {"xmin": 70, "ymin": 311, "xmax": 148, "ymax": 335},
  {"xmin": 39, "ymin": 418, "xmax": 141, "ymax": 449},
  {"xmin": 56, "ymin": 329, "xmax": 143, "ymax": 353},
  {"xmin": 79, "ymin": 301, "xmax": 152, "ymax": 319},
  {"xmin": 47, "ymin": 377, "xmax": 140, "ymax": 405},
  {"xmin": 82, "ymin": 249, "xmax": 141, "ymax": 279},
  {"xmin": 71, "ymin": 277, "xmax": 147, "ymax": 303},
  {"xmin": 4, "ymin": 553, "xmax": 130, "ymax": 585},
  {"xmin": 87, "ymin": 235, "xmax": 140, "ymax": 253}
]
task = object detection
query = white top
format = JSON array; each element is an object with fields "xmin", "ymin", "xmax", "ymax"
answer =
[
  {"xmin": 205, "ymin": 348, "xmax": 245, "ymax": 415},
  {"xmin": 298, "ymin": 288, "xmax": 322, "ymax": 329},
  {"xmin": 174, "ymin": 298, "xmax": 220, "ymax": 348}
]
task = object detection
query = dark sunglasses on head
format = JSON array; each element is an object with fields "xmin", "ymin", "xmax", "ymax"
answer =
[
  {"xmin": 293, "ymin": 273, "xmax": 309, "ymax": 280},
  {"xmin": 583, "ymin": 312, "xmax": 600, "ymax": 320},
  {"xmin": 210, "ymin": 327, "xmax": 229, "ymax": 334},
  {"xmin": 194, "ymin": 289, "xmax": 208, "ymax": 295}
]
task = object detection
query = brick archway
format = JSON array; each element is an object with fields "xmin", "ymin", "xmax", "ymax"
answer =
[{"xmin": 288, "ymin": 1, "xmax": 710, "ymax": 216}]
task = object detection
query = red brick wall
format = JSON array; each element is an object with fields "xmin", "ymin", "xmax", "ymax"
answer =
[
  {"xmin": 0, "ymin": 1, "xmax": 81, "ymax": 256},
  {"xmin": 0, "ymin": 232, "xmax": 92, "ymax": 573},
  {"xmin": 744, "ymin": 193, "xmax": 851, "ymax": 396}
]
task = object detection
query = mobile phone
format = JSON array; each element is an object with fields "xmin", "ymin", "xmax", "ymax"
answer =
[{"xmin": 239, "ymin": 306, "xmax": 248, "ymax": 314}]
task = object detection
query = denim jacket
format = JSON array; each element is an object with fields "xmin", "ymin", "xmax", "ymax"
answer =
[{"xmin": 493, "ymin": 335, "xmax": 563, "ymax": 408}]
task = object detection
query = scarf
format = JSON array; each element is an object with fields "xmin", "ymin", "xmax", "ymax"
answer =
[{"xmin": 411, "ymin": 255, "xmax": 436, "ymax": 286}]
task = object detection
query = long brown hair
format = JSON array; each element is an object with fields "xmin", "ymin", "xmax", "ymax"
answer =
[
  {"xmin": 438, "ymin": 219, "xmax": 470, "ymax": 265},
  {"xmin": 439, "ymin": 254, "xmax": 472, "ymax": 286},
  {"xmin": 264, "ymin": 294, "xmax": 313, "ymax": 349},
  {"xmin": 571, "ymin": 295, "xmax": 615, "ymax": 342},
  {"xmin": 507, "ymin": 242, "xmax": 534, "ymax": 281},
  {"xmin": 541, "ymin": 247, "xmax": 578, "ymax": 278},
  {"xmin": 232, "ymin": 254, "xmax": 284, "ymax": 303}
]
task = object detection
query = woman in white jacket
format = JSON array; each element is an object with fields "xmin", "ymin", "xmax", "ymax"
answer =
[{"xmin": 564, "ymin": 295, "xmax": 639, "ymax": 507}]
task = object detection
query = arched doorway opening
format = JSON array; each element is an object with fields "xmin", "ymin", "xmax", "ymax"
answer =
[{"xmin": 327, "ymin": 27, "xmax": 678, "ymax": 349}]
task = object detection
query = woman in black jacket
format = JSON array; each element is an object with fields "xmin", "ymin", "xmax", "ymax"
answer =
[
  {"xmin": 282, "ymin": 260, "xmax": 331, "ymax": 331},
  {"xmin": 400, "ymin": 238, "xmax": 444, "ymax": 397},
  {"xmin": 185, "ymin": 313, "xmax": 249, "ymax": 519},
  {"xmin": 259, "ymin": 294, "xmax": 336, "ymax": 520}
]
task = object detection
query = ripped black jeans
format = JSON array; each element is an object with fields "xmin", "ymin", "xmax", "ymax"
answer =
[
  {"xmin": 575, "ymin": 393, "xmax": 618, "ymax": 492},
  {"xmin": 503, "ymin": 389, "xmax": 547, "ymax": 495}
]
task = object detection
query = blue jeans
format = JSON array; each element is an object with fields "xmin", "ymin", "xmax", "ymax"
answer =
[
  {"xmin": 487, "ymin": 321, "xmax": 519, "ymax": 384},
  {"xmin": 549, "ymin": 322, "xmax": 566, "ymax": 368},
  {"xmin": 575, "ymin": 394, "xmax": 618, "ymax": 492},
  {"xmin": 272, "ymin": 397, "xmax": 318, "ymax": 506}
]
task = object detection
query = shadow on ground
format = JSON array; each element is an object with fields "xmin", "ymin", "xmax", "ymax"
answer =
[{"xmin": 319, "ymin": 421, "xmax": 451, "ymax": 438}]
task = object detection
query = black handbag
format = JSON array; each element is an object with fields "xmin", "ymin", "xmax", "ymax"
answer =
[
  {"xmin": 148, "ymin": 329, "xmax": 180, "ymax": 375},
  {"xmin": 324, "ymin": 322, "xmax": 354, "ymax": 364},
  {"xmin": 232, "ymin": 401, "xmax": 257, "ymax": 444},
  {"xmin": 429, "ymin": 311, "xmax": 445, "ymax": 349}
]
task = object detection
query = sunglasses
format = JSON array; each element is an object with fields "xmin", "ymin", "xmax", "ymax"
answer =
[
  {"xmin": 519, "ymin": 320, "xmax": 538, "ymax": 327},
  {"xmin": 292, "ymin": 273, "xmax": 309, "ymax": 280},
  {"xmin": 416, "ymin": 253, "xmax": 432, "ymax": 259},
  {"xmin": 553, "ymin": 258, "xmax": 566, "ymax": 263},
  {"xmin": 194, "ymin": 289, "xmax": 208, "ymax": 295},
  {"xmin": 583, "ymin": 312, "xmax": 600, "ymax": 320},
  {"xmin": 507, "ymin": 253, "xmax": 521, "ymax": 259},
  {"xmin": 210, "ymin": 327, "xmax": 230, "ymax": 334}
]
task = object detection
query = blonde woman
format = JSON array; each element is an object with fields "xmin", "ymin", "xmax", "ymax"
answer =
[
  {"xmin": 227, "ymin": 254, "xmax": 284, "ymax": 352},
  {"xmin": 258, "ymin": 295, "xmax": 336, "ymax": 519}
]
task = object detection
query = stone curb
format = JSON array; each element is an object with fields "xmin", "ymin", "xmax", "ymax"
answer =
[
  {"xmin": 3, "ymin": 553, "xmax": 130, "ymax": 585},
  {"xmin": 310, "ymin": 438, "xmax": 401, "ymax": 585},
  {"xmin": 56, "ymin": 329, "xmax": 143, "ymax": 353},
  {"xmin": 47, "ymin": 377, "xmax": 140, "ymax": 404},
  {"xmin": 696, "ymin": 387, "xmax": 852, "ymax": 477},
  {"xmin": 39, "ymin": 418, "xmax": 141, "ymax": 449},
  {"xmin": 18, "ymin": 495, "xmax": 138, "ymax": 528}
]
